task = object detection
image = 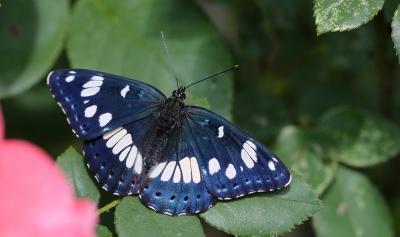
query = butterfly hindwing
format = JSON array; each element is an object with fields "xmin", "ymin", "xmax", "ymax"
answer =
[
  {"xmin": 83, "ymin": 114, "xmax": 158, "ymax": 196},
  {"xmin": 185, "ymin": 106, "xmax": 292, "ymax": 200},
  {"xmin": 139, "ymin": 127, "xmax": 216, "ymax": 216},
  {"xmin": 47, "ymin": 69, "xmax": 166, "ymax": 139}
]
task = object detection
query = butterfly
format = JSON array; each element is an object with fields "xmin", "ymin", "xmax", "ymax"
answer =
[{"xmin": 47, "ymin": 67, "xmax": 291, "ymax": 216}]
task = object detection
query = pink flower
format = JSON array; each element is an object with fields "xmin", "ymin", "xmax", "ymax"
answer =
[{"xmin": 0, "ymin": 106, "xmax": 98, "ymax": 237}]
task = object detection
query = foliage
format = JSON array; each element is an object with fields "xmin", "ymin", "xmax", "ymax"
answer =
[
  {"xmin": 1, "ymin": 0, "xmax": 400, "ymax": 236},
  {"xmin": 313, "ymin": 167, "xmax": 394, "ymax": 237}
]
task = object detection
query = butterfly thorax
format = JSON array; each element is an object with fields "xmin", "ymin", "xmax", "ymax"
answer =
[{"xmin": 142, "ymin": 88, "xmax": 187, "ymax": 170}]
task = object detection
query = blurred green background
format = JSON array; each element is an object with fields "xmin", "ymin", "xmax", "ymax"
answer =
[{"xmin": 1, "ymin": 0, "xmax": 400, "ymax": 236}]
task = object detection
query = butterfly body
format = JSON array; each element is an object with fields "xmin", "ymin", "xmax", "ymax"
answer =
[
  {"xmin": 48, "ymin": 69, "xmax": 292, "ymax": 216},
  {"xmin": 138, "ymin": 88, "xmax": 188, "ymax": 171}
]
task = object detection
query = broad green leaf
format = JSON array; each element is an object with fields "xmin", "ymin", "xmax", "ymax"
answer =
[
  {"xmin": 274, "ymin": 126, "xmax": 337, "ymax": 195},
  {"xmin": 319, "ymin": 106, "xmax": 400, "ymax": 167},
  {"xmin": 0, "ymin": 0, "xmax": 68, "ymax": 98},
  {"xmin": 313, "ymin": 166, "xmax": 394, "ymax": 237},
  {"xmin": 200, "ymin": 176, "xmax": 321, "ymax": 236},
  {"xmin": 57, "ymin": 147, "xmax": 100, "ymax": 203},
  {"xmin": 314, "ymin": 0, "xmax": 384, "ymax": 35},
  {"xmin": 115, "ymin": 197, "xmax": 204, "ymax": 237},
  {"xmin": 96, "ymin": 225, "xmax": 112, "ymax": 237},
  {"xmin": 392, "ymin": 3, "xmax": 400, "ymax": 62},
  {"xmin": 67, "ymin": 0, "xmax": 233, "ymax": 119}
]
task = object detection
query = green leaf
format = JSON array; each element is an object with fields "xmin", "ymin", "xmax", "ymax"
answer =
[
  {"xmin": 57, "ymin": 147, "xmax": 100, "ymax": 203},
  {"xmin": 115, "ymin": 197, "xmax": 204, "ymax": 237},
  {"xmin": 313, "ymin": 166, "xmax": 394, "ymax": 237},
  {"xmin": 67, "ymin": 0, "xmax": 233, "ymax": 119},
  {"xmin": 314, "ymin": 0, "xmax": 384, "ymax": 35},
  {"xmin": 319, "ymin": 106, "xmax": 400, "ymax": 167},
  {"xmin": 391, "ymin": 3, "xmax": 400, "ymax": 62},
  {"xmin": 274, "ymin": 126, "xmax": 337, "ymax": 195},
  {"xmin": 96, "ymin": 225, "xmax": 112, "ymax": 237},
  {"xmin": 200, "ymin": 176, "xmax": 321, "ymax": 236},
  {"xmin": 0, "ymin": 0, "xmax": 68, "ymax": 98}
]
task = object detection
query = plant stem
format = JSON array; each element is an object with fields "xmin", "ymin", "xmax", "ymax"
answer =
[{"xmin": 98, "ymin": 199, "xmax": 121, "ymax": 215}]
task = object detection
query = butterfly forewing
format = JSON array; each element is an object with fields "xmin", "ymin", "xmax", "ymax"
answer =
[{"xmin": 47, "ymin": 69, "xmax": 166, "ymax": 139}]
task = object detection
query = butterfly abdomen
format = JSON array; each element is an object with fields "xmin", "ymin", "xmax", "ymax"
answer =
[{"xmin": 142, "ymin": 97, "xmax": 185, "ymax": 171}]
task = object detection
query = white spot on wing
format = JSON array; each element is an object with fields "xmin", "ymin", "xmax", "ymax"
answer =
[
  {"xmin": 91, "ymin": 75, "xmax": 104, "ymax": 81},
  {"xmin": 119, "ymin": 147, "xmax": 130, "ymax": 162},
  {"xmin": 83, "ymin": 80, "xmax": 103, "ymax": 88},
  {"xmin": 161, "ymin": 161, "xmax": 176, "ymax": 181},
  {"xmin": 225, "ymin": 164, "xmax": 236, "ymax": 179},
  {"xmin": 103, "ymin": 127, "xmax": 122, "ymax": 140},
  {"xmin": 84, "ymin": 105, "xmax": 97, "ymax": 118},
  {"xmin": 268, "ymin": 161, "xmax": 276, "ymax": 171},
  {"xmin": 217, "ymin": 126, "xmax": 224, "ymax": 138},
  {"xmin": 173, "ymin": 166, "xmax": 181, "ymax": 183},
  {"xmin": 243, "ymin": 142, "xmax": 257, "ymax": 162},
  {"xmin": 99, "ymin": 113, "xmax": 112, "ymax": 127},
  {"xmin": 68, "ymin": 70, "xmax": 76, "ymax": 74},
  {"xmin": 81, "ymin": 87, "xmax": 100, "ymax": 97},
  {"xmin": 134, "ymin": 152, "xmax": 142, "ymax": 174},
  {"xmin": 106, "ymin": 129, "xmax": 127, "ymax": 148},
  {"xmin": 208, "ymin": 158, "xmax": 221, "ymax": 175},
  {"xmin": 241, "ymin": 149, "xmax": 254, "ymax": 168},
  {"xmin": 125, "ymin": 146, "xmax": 137, "ymax": 168},
  {"xmin": 246, "ymin": 140, "xmax": 256, "ymax": 150},
  {"xmin": 121, "ymin": 85, "xmax": 130, "ymax": 98},
  {"xmin": 112, "ymin": 134, "xmax": 132, "ymax": 154},
  {"xmin": 150, "ymin": 162, "xmax": 166, "ymax": 178},
  {"xmin": 190, "ymin": 157, "xmax": 201, "ymax": 183},
  {"xmin": 65, "ymin": 75, "xmax": 75, "ymax": 83},
  {"xmin": 180, "ymin": 157, "xmax": 192, "ymax": 183}
]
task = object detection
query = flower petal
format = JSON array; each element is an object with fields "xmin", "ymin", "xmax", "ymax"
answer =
[
  {"xmin": 0, "ymin": 106, "xmax": 4, "ymax": 140},
  {"xmin": 0, "ymin": 139, "xmax": 98, "ymax": 237}
]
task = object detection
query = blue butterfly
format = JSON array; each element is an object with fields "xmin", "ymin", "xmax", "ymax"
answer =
[{"xmin": 47, "ymin": 68, "xmax": 291, "ymax": 216}]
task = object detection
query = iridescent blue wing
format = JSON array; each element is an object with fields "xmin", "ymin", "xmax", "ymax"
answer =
[
  {"xmin": 139, "ymin": 126, "xmax": 217, "ymax": 216},
  {"xmin": 139, "ymin": 106, "xmax": 291, "ymax": 216},
  {"xmin": 83, "ymin": 114, "xmax": 157, "ymax": 196},
  {"xmin": 185, "ymin": 106, "xmax": 291, "ymax": 200},
  {"xmin": 47, "ymin": 69, "xmax": 166, "ymax": 139}
]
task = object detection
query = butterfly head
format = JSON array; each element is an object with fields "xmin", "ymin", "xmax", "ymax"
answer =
[{"xmin": 172, "ymin": 86, "xmax": 186, "ymax": 101}]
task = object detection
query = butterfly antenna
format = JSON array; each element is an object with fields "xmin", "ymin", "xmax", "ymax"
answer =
[
  {"xmin": 161, "ymin": 32, "xmax": 180, "ymax": 88},
  {"xmin": 184, "ymin": 65, "xmax": 239, "ymax": 90}
]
